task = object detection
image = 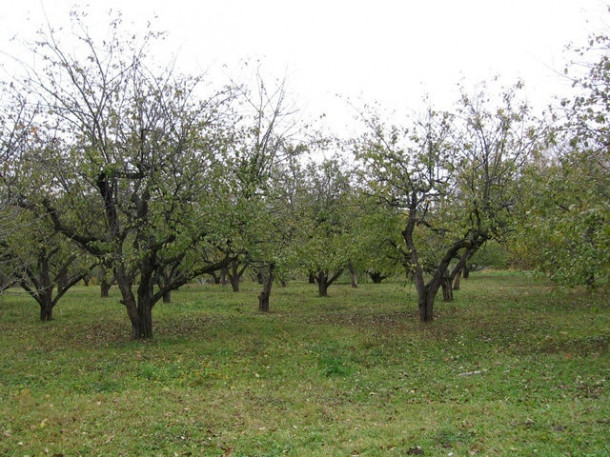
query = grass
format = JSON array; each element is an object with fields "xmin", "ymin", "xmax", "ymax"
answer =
[{"xmin": 0, "ymin": 272, "xmax": 608, "ymax": 456}]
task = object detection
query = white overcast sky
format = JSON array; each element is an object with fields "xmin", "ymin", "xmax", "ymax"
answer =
[{"xmin": 0, "ymin": 0, "xmax": 608, "ymax": 132}]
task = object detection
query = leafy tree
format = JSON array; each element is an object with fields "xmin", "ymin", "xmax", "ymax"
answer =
[
  {"xmin": 11, "ymin": 210, "xmax": 94, "ymax": 320},
  {"xmin": 292, "ymin": 158, "xmax": 357, "ymax": 297},
  {"xmin": 513, "ymin": 33, "xmax": 609, "ymax": 289},
  {"xmin": 354, "ymin": 84, "xmax": 538, "ymax": 321},
  {"xmin": 2, "ymin": 11, "xmax": 232, "ymax": 338},
  {"xmin": 218, "ymin": 73, "xmax": 300, "ymax": 295},
  {"xmin": 0, "ymin": 204, "xmax": 20, "ymax": 294},
  {"xmin": 348, "ymin": 190, "xmax": 404, "ymax": 284}
]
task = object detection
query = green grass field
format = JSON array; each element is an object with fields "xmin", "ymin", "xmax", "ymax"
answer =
[{"xmin": 0, "ymin": 272, "xmax": 608, "ymax": 456}]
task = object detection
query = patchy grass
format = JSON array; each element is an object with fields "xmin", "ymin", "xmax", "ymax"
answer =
[{"xmin": 0, "ymin": 272, "xmax": 608, "ymax": 456}]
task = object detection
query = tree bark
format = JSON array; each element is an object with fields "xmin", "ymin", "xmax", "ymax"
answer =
[
  {"xmin": 463, "ymin": 264, "xmax": 470, "ymax": 279},
  {"xmin": 229, "ymin": 275, "xmax": 240, "ymax": 292},
  {"xmin": 220, "ymin": 267, "xmax": 228, "ymax": 286},
  {"xmin": 317, "ymin": 273, "xmax": 329, "ymax": 297},
  {"xmin": 347, "ymin": 262, "xmax": 358, "ymax": 288},
  {"xmin": 227, "ymin": 259, "xmax": 249, "ymax": 292},
  {"xmin": 442, "ymin": 274, "xmax": 453, "ymax": 301},
  {"xmin": 40, "ymin": 302, "xmax": 54, "ymax": 321},
  {"xmin": 418, "ymin": 286, "xmax": 435, "ymax": 322},
  {"xmin": 209, "ymin": 271, "xmax": 222, "ymax": 284},
  {"xmin": 99, "ymin": 265, "xmax": 113, "ymax": 298},
  {"xmin": 368, "ymin": 271, "xmax": 387, "ymax": 283},
  {"xmin": 258, "ymin": 262, "xmax": 275, "ymax": 312},
  {"xmin": 133, "ymin": 299, "xmax": 154, "ymax": 339},
  {"xmin": 100, "ymin": 278, "xmax": 112, "ymax": 298},
  {"xmin": 453, "ymin": 268, "xmax": 462, "ymax": 290},
  {"xmin": 315, "ymin": 269, "xmax": 344, "ymax": 297}
]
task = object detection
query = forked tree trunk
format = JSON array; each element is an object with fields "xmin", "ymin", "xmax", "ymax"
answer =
[
  {"xmin": 228, "ymin": 260, "xmax": 249, "ymax": 292},
  {"xmin": 315, "ymin": 269, "xmax": 344, "ymax": 297},
  {"xmin": 258, "ymin": 263, "xmax": 275, "ymax": 312},
  {"xmin": 368, "ymin": 271, "xmax": 387, "ymax": 283}
]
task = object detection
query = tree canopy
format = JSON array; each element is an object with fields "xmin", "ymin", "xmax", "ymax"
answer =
[{"xmin": 1, "ymin": 10, "xmax": 608, "ymax": 338}]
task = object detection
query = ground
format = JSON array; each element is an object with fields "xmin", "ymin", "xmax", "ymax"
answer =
[{"xmin": 0, "ymin": 272, "xmax": 608, "ymax": 456}]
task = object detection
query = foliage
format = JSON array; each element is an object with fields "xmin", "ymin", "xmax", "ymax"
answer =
[
  {"xmin": 513, "ymin": 33, "xmax": 610, "ymax": 289},
  {"xmin": 6, "ymin": 208, "xmax": 94, "ymax": 320},
  {"xmin": 1, "ymin": 10, "xmax": 234, "ymax": 337},
  {"xmin": 216, "ymin": 73, "xmax": 304, "ymax": 301},
  {"xmin": 290, "ymin": 157, "xmax": 359, "ymax": 296},
  {"xmin": 353, "ymin": 83, "xmax": 539, "ymax": 321},
  {"xmin": 349, "ymin": 192, "xmax": 405, "ymax": 282}
]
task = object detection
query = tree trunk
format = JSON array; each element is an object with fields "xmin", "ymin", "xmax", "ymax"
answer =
[
  {"xmin": 227, "ymin": 259, "xmax": 248, "ymax": 292},
  {"xmin": 39, "ymin": 300, "xmax": 54, "ymax": 321},
  {"xmin": 229, "ymin": 274, "xmax": 240, "ymax": 292},
  {"xmin": 57, "ymin": 269, "xmax": 69, "ymax": 293},
  {"xmin": 418, "ymin": 287, "xmax": 435, "ymax": 322},
  {"xmin": 100, "ymin": 265, "xmax": 113, "ymax": 298},
  {"xmin": 258, "ymin": 262, "xmax": 275, "ymax": 312},
  {"xmin": 315, "ymin": 269, "xmax": 344, "ymax": 297},
  {"xmin": 453, "ymin": 268, "xmax": 462, "ymax": 290},
  {"xmin": 318, "ymin": 278, "xmax": 328, "ymax": 297},
  {"xmin": 316, "ymin": 272, "xmax": 329, "ymax": 297},
  {"xmin": 115, "ymin": 266, "xmax": 153, "ymax": 340},
  {"xmin": 442, "ymin": 275, "xmax": 453, "ymax": 301},
  {"xmin": 210, "ymin": 271, "xmax": 222, "ymax": 284},
  {"xmin": 308, "ymin": 272, "xmax": 316, "ymax": 284},
  {"xmin": 368, "ymin": 271, "xmax": 387, "ymax": 283},
  {"xmin": 100, "ymin": 278, "xmax": 112, "ymax": 298},
  {"xmin": 132, "ymin": 299, "xmax": 154, "ymax": 339},
  {"xmin": 162, "ymin": 290, "xmax": 172, "ymax": 304},
  {"xmin": 463, "ymin": 264, "xmax": 470, "ymax": 279},
  {"xmin": 220, "ymin": 267, "xmax": 228, "ymax": 286},
  {"xmin": 347, "ymin": 262, "xmax": 358, "ymax": 288}
]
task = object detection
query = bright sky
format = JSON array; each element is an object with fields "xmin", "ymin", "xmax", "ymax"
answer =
[{"xmin": 0, "ymin": 0, "xmax": 607, "ymax": 132}]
